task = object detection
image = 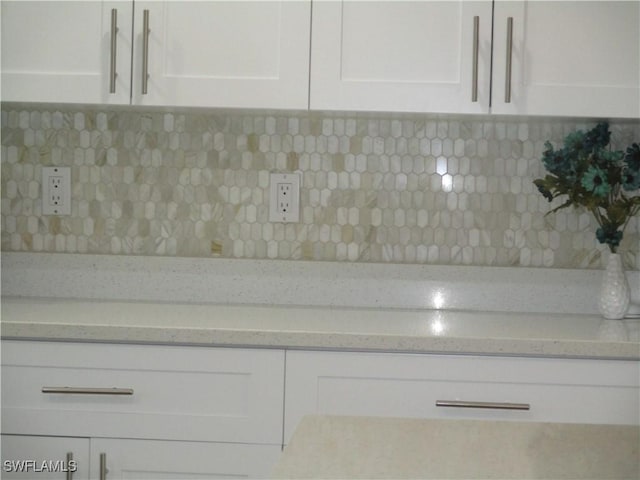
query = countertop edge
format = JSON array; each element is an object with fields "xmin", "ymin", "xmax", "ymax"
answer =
[{"xmin": 3, "ymin": 321, "xmax": 639, "ymax": 361}]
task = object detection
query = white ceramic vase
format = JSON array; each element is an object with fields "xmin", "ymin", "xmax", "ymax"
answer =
[{"xmin": 598, "ymin": 253, "xmax": 630, "ymax": 320}]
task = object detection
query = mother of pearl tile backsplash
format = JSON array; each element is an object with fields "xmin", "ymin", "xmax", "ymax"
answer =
[{"xmin": 1, "ymin": 104, "xmax": 638, "ymax": 270}]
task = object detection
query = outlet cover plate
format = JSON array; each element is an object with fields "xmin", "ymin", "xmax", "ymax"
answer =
[
  {"xmin": 269, "ymin": 172, "xmax": 300, "ymax": 223},
  {"xmin": 42, "ymin": 166, "xmax": 71, "ymax": 215}
]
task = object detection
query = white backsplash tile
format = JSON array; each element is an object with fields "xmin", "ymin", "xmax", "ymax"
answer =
[{"xmin": 1, "ymin": 105, "xmax": 638, "ymax": 270}]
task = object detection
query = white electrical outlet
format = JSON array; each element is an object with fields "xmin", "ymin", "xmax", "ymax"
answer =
[
  {"xmin": 42, "ymin": 166, "xmax": 71, "ymax": 215},
  {"xmin": 269, "ymin": 172, "xmax": 300, "ymax": 223}
]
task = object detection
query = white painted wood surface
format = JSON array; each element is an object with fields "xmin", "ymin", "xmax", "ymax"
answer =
[
  {"xmin": 2, "ymin": 1, "xmax": 637, "ymax": 117},
  {"xmin": 3, "ymin": 339, "xmax": 638, "ymax": 478},
  {"xmin": 310, "ymin": 0, "xmax": 492, "ymax": 114},
  {"xmin": 89, "ymin": 438, "xmax": 282, "ymax": 480},
  {"xmin": 1, "ymin": 1, "xmax": 133, "ymax": 104},
  {"xmin": 284, "ymin": 350, "xmax": 640, "ymax": 443},
  {"xmin": 1, "ymin": 1, "xmax": 311, "ymax": 109},
  {"xmin": 1, "ymin": 435, "xmax": 90, "ymax": 480},
  {"xmin": 311, "ymin": 0, "xmax": 640, "ymax": 118},
  {"xmin": 492, "ymin": 1, "xmax": 640, "ymax": 118},
  {"xmin": 1, "ymin": 340, "xmax": 285, "ymax": 444},
  {"xmin": 1, "ymin": 435, "xmax": 282, "ymax": 479},
  {"xmin": 131, "ymin": 1, "xmax": 310, "ymax": 109}
]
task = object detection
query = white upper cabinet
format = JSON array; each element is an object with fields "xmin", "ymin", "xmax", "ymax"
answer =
[
  {"xmin": 310, "ymin": 0, "xmax": 640, "ymax": 118},
  {"xmin": 131, "ymin": 1, "xmax": 310, "ymax": 109},
  {"xmin": 310, "ymin": 1, "xmax": 493, "ymax": 114},
  {"xmin": 3, "ymin": 1, "xmax": 637, "ymax": 118},
  {"xmin": 1, "ymin": 1, "xmax": 133, "ymax": 105},
  {"xmin": 492, "ymin": 1, "xmax": 640, "ymax": 118},
  {"xmin": 1, "ymin": 1, "xmax": 311, "ymax": 109}
]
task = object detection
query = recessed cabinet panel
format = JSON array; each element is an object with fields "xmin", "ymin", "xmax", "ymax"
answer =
[
  {"xmin": 132, "ymin": 1, "xmax": 311, "ymax": 109},
  {"xmin": 1, "ymin": 1, "xmax": 133, "ymax": 105},
  {"xmin": 310, "ymin": 1, "xmax": 493, "ymax": 114},
  {"xmin": 492, "ymin": 1, "xmax": 640, "ymax": 117},
  {"xmin": 340, "ymin": 2, "xmax": 461, "ymax": 83},
  {"xmin": 163, "ymin": 3, "xmax": 281, "ymax": 78}
]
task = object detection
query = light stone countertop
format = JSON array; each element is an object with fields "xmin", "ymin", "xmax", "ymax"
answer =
[
  {"xmin": 2, "ymin": 297, "xmax": 639, "ymax": 359},
  {"xmin": 3, "ymin": 252, "xmax": 639, "ymax": 314},
  {"xmin": 2, "ymin": 252, "xmax": 640, "ymax": 359},
  {"xmin": 271, "ymin": 415, "xmax": 640, "ymax": 479}
]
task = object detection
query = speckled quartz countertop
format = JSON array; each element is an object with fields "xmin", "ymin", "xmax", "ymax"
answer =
[
  {"xmin": 272, "ymin": 415, "xmax": 640, "ymax": 479},
  {"xmin": 2, "ymin": 297, "xmax": 639, "ymax": 359},
  {"xmin": 2, "ymin": 253, "xmax": 640, "ymax": 359}
]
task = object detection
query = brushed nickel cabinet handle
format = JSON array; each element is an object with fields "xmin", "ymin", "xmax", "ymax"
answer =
[
  {"xmin": 142, "ymin": 9, "xmax": 150, "ymax": 94},
  {"xmin": 505, "ymin": 16, "xmax": 514, "ymax": 103},
  {"xmin": 66, "ymin": 452, "xmax": 73, "ymax": 480},
  {"xmin": 100, "ymin": 453, "xmax": 108, "ymax": 480},
  {"xmin": 471, "ymin": 15, "xmax": 479, "ymax": 102},
  {"xmin": 109, "ymin": 8, "xmax": 118, "ymax": 93},
  {"xmin": 42, "ymin": 387, "xmax": 134, "ymax": 395},
  {"xmin": 436, "ymin": 400, "xmax": 530, "ymax": 411}
]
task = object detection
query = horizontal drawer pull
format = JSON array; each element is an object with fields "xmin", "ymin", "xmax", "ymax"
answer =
[
  {"xmin": 436, "ymin": 400, "xmax": 530, "ymax": 411},
  {"xmin": 42, "ymin": 387, "xmax": 134, "ymax": 395}
]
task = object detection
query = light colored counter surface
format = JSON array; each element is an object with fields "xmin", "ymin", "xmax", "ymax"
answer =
[
  {"xmin": 271, "ymin": 415, "xmax": 640, "ymax": 479},
  {"xmin": 2, "ymin": 253, "xmax": 640, "ymax": 359},
  {"xmin": 2, "ymin": 297, "xmax": 639, "ymax": 359}
]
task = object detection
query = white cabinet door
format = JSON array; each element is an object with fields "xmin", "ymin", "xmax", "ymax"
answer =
[
  {"xmin": 492, "ymin": 1, "xmax": 640, "ymax": 118},
  {"xmin": 0, "ymin": 435, "xmax": 281, "ymax": 479},
  {"xmin": 0, "ymin": 1, "xmax": 133, "ymax": 105},
  {"xmin": 2, "ymin": 1, "xmax": 310, "ymax": 109},
  {"xmin": 284, "ymin": 350, "xmax": 640, "ymax": 443},
  {"xmin": 89, "ymin": 439, "xmax": 282, "ymax": 480},
  {"xmin": 131, "ymin": 1, "xmax": 311, "ymax": 109},
  {"xmin": 310, "ymin": 1, "xmax": 493, "ymax": 114},
  {"xmin": 1, "ymin": 435, "xmax": 90, "ymax": 479}
]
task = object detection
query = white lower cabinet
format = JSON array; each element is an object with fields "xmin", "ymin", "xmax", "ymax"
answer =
[
  {"xmin": 284, "ymin": 350, "xmax": 640, "ymax": 443},
  {"xmin": 4, "ymin": 339, "xmax": 639, "ymax": 476},
  {"xmin": 89, "ymin": 438, "xmax": 281, "ymax": 480},
  {"xmin": 1, "ymin": 435, "xmax": 90, "ymax": 479},
  {"xmin": 1, "ymin": 341, "xmax": 286, "ymax": 479},
  {"xmin": 1, "ymin": 435, "xmax": 281, "ymax": 480}
]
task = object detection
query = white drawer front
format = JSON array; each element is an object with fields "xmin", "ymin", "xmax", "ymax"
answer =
[
  {"xmin": 284, "ymin": 351, "xmax": 640, "ymax": 442},
  {"xmin": 1, "ymin": 341, "xmax": 285, "ymax": 444}
]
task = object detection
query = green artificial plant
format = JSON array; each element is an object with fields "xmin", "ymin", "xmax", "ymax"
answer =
[{"xmin": 534, "ymin": 122, "xmax": 640, "ymax": 253}]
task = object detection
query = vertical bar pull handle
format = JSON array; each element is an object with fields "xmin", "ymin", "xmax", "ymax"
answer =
[
  {"xmin": 142, "ymin": 9, "xmax": 150, "ymax": 94},
  {"xmin": 109, "ymin": 8, "xmax": 118, "ymax": 93},
  {"xmin": 471, "ymin": 16, "xmax": 479, "ymax": 102},
  {"xmin": 66, "ymin": 452, "xmax": 73, "ymax": 480},
  {"xmin": 505, "ymin": 16, "xmax": 513, "ymax": 103},
  {"xmin": 100, "ymin": 453, "xmax": 108, "ymax": 480}
]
